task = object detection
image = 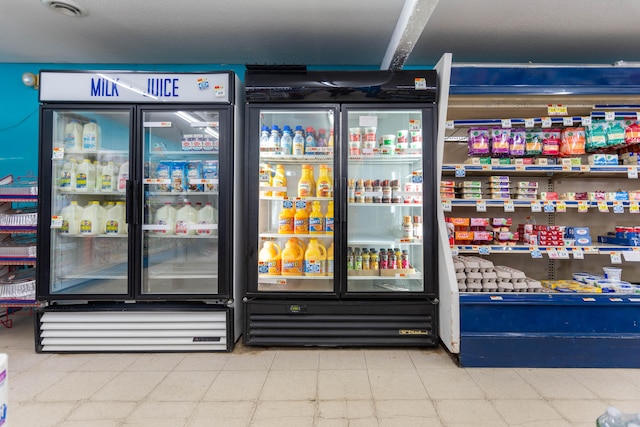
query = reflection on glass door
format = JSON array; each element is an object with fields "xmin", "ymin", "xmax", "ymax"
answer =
[
  {"xmin": 256, "ymin": 109, "xmax": 335, "ymax": 292},
  {"xmin": 346, "ymin": 109, "xmax": 425, "ymax": 293},
  {"xmin": 142, "ymin": 110, "xmax": 221, "ymax": 295},
  {"xmin": 49, "ymin": 109, "xmax": 131, "ymax": 295}
]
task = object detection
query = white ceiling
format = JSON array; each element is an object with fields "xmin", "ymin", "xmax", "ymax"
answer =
[{"xmin": 3, "ymin": 0, "xmax": 640, "ymax": 67}]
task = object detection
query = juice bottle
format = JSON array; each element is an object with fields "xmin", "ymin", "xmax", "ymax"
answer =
[
  {"xmin": 294, "ymin": 201, "xmax": 309, "ymax": 234},
  {"xmin": 362, "ymin": 248, "xmax": 370, "ymax": 270},
  {"xmin": 268, "ymin": 125, "xmax": 281, "ymax": 150},
  {"xmin": 272, "ymin": 164, "xmax": 287, "ymax": 197},
  {"xmin": 59, "ymin": 157, "xmax": 77, "ymax": 190},
  {"xmin": 328, "ymin": 128, "xmax": 334, "ymax": 148},
  {"xmin": 175, "ymin": 201, "xmax": 197, "ymax": 235},
  {"xmin": 326, "ymin": 242, "xmax": 334, "ymax": 276},
  {"xmin": 297, "ymin": 164, "xmax": 314, "ymax": 197},
  {"xmin": 304, "ymin": 238, "xmax": 326, "ymax": 276},
  {"xmin": 80, "ymin": 200, "xmax": 105, "ymax": 235},
  {"xmin": 63, "ymin": 119, "xmax": 83, "ymax": 151},
  {"xmin": 354, "ymin": 248, "xmax": 362, "ymax": 270},
  {"xmin": 347, "ymin": 247, "xmax": 354, "ymax": 270},
  {"xmin": 280, "ymin": 125, "xmax": 293, "ymax": 155},
  {"xmin": 260, "ymin": 163, "xmax": 272, "ymax": 197},
  {"xmin": 304, "ymin": 126, "xmax": 317, "ymax": 155},
  {"xmin": 278, "ymin": 201, "xmax": 295, "ymax": 234},
  {"xmin": 316, "ymin": 128, "xmax": 327, "ymax": 148},
  {"xmin": 308, "ymin": 201, "xmax": 324, "ymax": 234},
  {"xmin": 316, "ymin": 165, "xmax": 333, "ymax": 197},
  {"xmin": 370, "ymin": 248, "xmax": 379, "ymax": 270},
  {"xmin": 59, "ymin": 200, "xmax": 83, "ymax": 235},
  {"xmin": 281, "ymin": 238, "xmax": 304, "ymax": 275},
  {"xmin": 104, "ymin": 201, "xmax": 127, "ymax": 235},
  {"xmin": 292, "ymin": 125, "xmax": 305, "ymax": 155},
  {"xmin": 324, "ymin": 201, "xmax": 334, "ymax": 234},
  {"xmin": 75, "ymin": 158, "xmax": 95, "ymax": 192},
  {"xmin": 258, "ymin": 241, "xmax": 281, "ymax": 275},
  {"xmin": 196, "ymin": 202, "xmax": 217, "ymax": 236},
  {"xmin": 154, "ymin": 202, "xmax": 176, "ymax": 235},
  {"xmin": 259, "ymin": 125, "xmax": 270, "ymax": 148},
  {"xmin": 82, "ymin": 120, "xmax": 100, "ymax": 152}
]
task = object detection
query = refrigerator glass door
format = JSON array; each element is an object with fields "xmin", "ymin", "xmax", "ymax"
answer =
[
  {"xmin": 49, "ymin": 109, "xmax": 131, "ymax": 295},
  {"xmin": 256, "ymin": 109, "xmax": 335, "ymax": 292},
  {"xmin": 346, "ymin": 109, "xmax": 425, "ymax": 293},
  {"xmin": 141, "ymin": 110, "xmax": 221, "ymax": 295}
]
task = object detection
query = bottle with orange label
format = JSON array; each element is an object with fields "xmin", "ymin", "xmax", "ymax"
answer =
[
  {"xmin": 308, "ymin": 201, "xmax": 324, "ymax": 234},
  {"xmin": 304, "ymin": 238, "xmax": 326, "ymax": 276},
  {"xmin": 258, "ymin": 241, "xmax": 281, "ymax": 275},
  {"xmin": 324, "ymin": 200, "xmax": 334, "ymax": 234},
  {"xmin": 281, "ymin": 238, "xmax": 304, "ymax": 275},
  {"xmin": 278, "ymin": 200, "xmax": 295, "ymax": 234},
  {"xmin": 272, "ymin": 164, "xmax": 287, "ymax": 197},
  {"xmin": 294, "ymin": 200, "xmax": 309, "ymax": 234},
  {"xmin": 316, "ymin": 164, "xmax": 333, "ymax": 197},
  {"xmin": 297, "ymin": 164, "xmax": 314, "ymax": 197}
]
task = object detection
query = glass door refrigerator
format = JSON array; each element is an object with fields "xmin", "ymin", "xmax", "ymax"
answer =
[
  {"xmin": 244, "ymin": 68, "xmax": 439, "ymax": 346},
  {"xmin": 36, "ymin": 70, "xmax": 244, "ymax": 352}
]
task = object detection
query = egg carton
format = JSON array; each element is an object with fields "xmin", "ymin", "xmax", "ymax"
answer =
[
  {"xmin": 465, "ymin": 280, "xmax": 483, "ymax": 291},
  {"xmin": 463, "ymin": 256, "xmax": 495, "ymax": 272},
  {"xmin": 452, "ymin": 258, "xmax": 465, "ymax": 273},
  {"xmin": 482, "ymin": 279, "xmax": 498, "ymax": 291},
  {"xmin": 525, "ymin": 278, "xmax": 545, "ymax": 292},
  {"xmin": 494, "ymin": 265, "xmax": 527, "ymax": 280},
  {"xmin": 458, "ymin": 280, "xmax": 467, "ymax": 291}
]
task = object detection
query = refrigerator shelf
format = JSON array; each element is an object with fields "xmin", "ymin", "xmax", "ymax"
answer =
[
  {"xmin": 349, "ymin": 239, "xmax": 424, "ymax": 246},
  {"xmin": 348, "ymin": 202, "xmax": 422, "ymax": 207},
  {"xmin": 58, "ymin": 189, "xmax": 126, "ymax": 196},
  {"xmin": 260, "ymin": 196, "xmax": 332, "ymax": 202},
  {"xmin": 148, "ymin": 150, "xmax": 220, "ymax": 156},
  {"xmin": 349, "ymin": 154, "xmax": 422, "ymax": 163},
  {"xmin": 145, "ymin": 190, "xmax": 219, "ymax": 196},
  {"xmin": 259, "ymin": 154, "xmax": 333, "ymax": 163},
  {"xmin": 145, "ymin": 233, "xmax": 218, "ymax": 239},
  {"xmin": 60, "ymin": 149, "xmax": 129, "ymax": 156},
  {"xmin": 260, "ymin": 232, "xmax": 333, "ymax": 239},
  {"xmin": 60, "ymin": 233, "xmax": 128, "ymax": 238},
  {"xmin": 258, "ymin": 275, "xmax": 333, "ymax": 281}
]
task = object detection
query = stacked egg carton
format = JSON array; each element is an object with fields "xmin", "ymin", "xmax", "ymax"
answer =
[{"xmin": 452, "ymin": 256, "xmax": 544, "ymax": 292}]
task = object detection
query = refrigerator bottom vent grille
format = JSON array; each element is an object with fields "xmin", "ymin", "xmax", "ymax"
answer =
[{"xmin": 38, "ymin": 310, "xmax": 228, "ymax": 352}]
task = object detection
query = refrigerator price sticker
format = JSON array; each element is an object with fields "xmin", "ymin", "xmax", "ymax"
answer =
[
  {"xmin": 563, "ymin": 116, "xmax": 574, "ymax": 126},
  {"xmin": 504, "ymin": 201, "xmax": 514, "ymax": 212},
  {"xmin": 260, "ymin": 236, "xmax": 277, "ymax": 241},
  {"xmin": 531, "ymin": 249, "xmax": 543, "ymax": 258},
  {"xmin": 516, "ymin": 165, "xmax": 525, "ymax": 171},
  {"xmin": 295, "ymin": 200, "xmax": 307, "ymax": 210},
  {"xmin": 358, "ymin": 116, "xmax": 377, "ymax": 127},
  {"xmin": 547, "ymin": 248, "xmax": 558, "ymax": 259},
  {"xmin": 214, "ymin": 85, "xmax": 225, "ymax": 97},
  {"xmin": 524, "ymin": 118, "xmax": 535, "ymax": 128},
  {"xmin": 628, "ymin": 167, "xmax": 638, "ymax": 179},
  {"xmin": 192, "ymin": 223, "xmax": 218, "ymax": 231},
  {"xmin": 481, "ymin": 165, "xmax": 491, "ymax": 171},
  {"xmin": 204, "ymin": 178, "xmax": 219, "ymax": 185},
  {"xmin": 445, "ymin": 120, "xmax": 455, "ymax": 129},
  {"xmin": 476, "ymin": 200, "xmax": 486, "ymax": 212},
  {"xmin": 541, "ymin": 117, "xmax": 552, "ymax": 128},
  {"xmin": 613, "ymin": 202, "xmax": 625, "ymax": 214},
  {"xmin": 580, "ymin": 165, "xmax": 590, "ymax": 172},
  {"xmin": 259, "ymin": 278, "xmax": 287, "ymax": 285},
  {"xmin": 557, "ymin": 249, "xmax": 570, "ymax": 259},
  {"xmin": 478, "ymin": 246, "xmax": 490, "ymax": 255},
  {"xmin": 414, "ymin": 77, "xmax": 428, "ymax": 90},
  {"xmin": 442, "ymin": 200, "xmax": 452, "ymax": 212},
  {"xmin": 399, "ymin": 238, "xmax": 412, "ymax": 243},
  {"xmin": 142, "ymin": 224, "xmax": 171, "ymax": 231},
  {"xmin": 52, "ymin": 147, "xmax": 64, "ymax": 160},
  {"xmin": 543, "ymin": 202, "xmax": 555, "ymax": 212},
  {"xmin": 144, "ymin": 121, "xmax": 172, "ymax": 128},
  {"xmin": 605, "ymin": 111, "xmax": 615, "ymax": 121},
  {"xmin": 455, "ymin": 166, "xmax": 466, "ymax": 178},
  {"xmin": 531, "ymin": 201, "xmax": 542, "ymax": 212},
  {"xmin": 260, "ymin": 147, "xmax": 279, "ymax": 152},
  {"xmin": 630, "ymin": 202, "xmax": 640, "ymax": 213},
  {"xmin": 556, "ymin": 201, "xmax": 566, "ymax": 212},
  {"xmin": 361, "ymin": 148, "xmax": 374, "ymax": 155},
  {"xmin": 501, "ymin": 119, "xmax": 511, "ymax": 128},
  {"xmin": 582, "ymin": 116, "xmax": 592, "ymax": 125},
  {"xmin": 409, "ymin": 119, "xmax": 421, "ymax": 130},
  {"xmin": 610, "ymin": 253, "xmax": 622, "ymax": 264},
  {"xmin": 573, "ymin": 249, "xmax": 584, "ymax": 259},
  {"xmin": 598, "ymin": 202, "xmax": 609, "ymax": 212},
  {"xmin": 191, "ymin": 121, "xmax": 219, "ymax": 128},
  {"xmin": 562, "ymin": 164, "xmax": 571, "ymax": 171},
  {"xmin": 578, "ymin": 201, "xmax": 589, "ymax": 213},
  {"xmin": 51, "ymin": 216, "xmax": 63, "ymax": 228}
]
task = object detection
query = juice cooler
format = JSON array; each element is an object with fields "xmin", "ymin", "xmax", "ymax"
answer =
[
  {"xmin": 36, "ymin": 70, "xmax": 244, "ymax": 352},
  {"xmin": 243, "ymin": 68, "xmax": 440, "ymax": 346}
]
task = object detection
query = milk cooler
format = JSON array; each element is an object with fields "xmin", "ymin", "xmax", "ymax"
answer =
[
  {"xmin": 36, "ymin": 70, "xmax": 244, "ymax": 352},
  {"xmin": 243, "ymin": 67, "xmax": 440, "ymax": 346}
]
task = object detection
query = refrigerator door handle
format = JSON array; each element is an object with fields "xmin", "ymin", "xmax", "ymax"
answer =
[
  {"xmin": 342, "ymin": 177, "xmax": 347, "ymax": 224},
  {"xmin": 126, "ymin": 180, "xmax": 139, "ymax": 225}
]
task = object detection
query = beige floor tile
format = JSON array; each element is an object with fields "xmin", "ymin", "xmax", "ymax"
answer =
[
  {"xmin": 8, "ymin": 370, "xmax": 68, "ymax": 402},
  {"xmin": 317, "ymin": 400, "xmax": 376, "ymax": 419},
  {"xmin": 91, "ymin": 371, "xmax": 168, "ymax": 401},
  {"xmin": 369, "ymin": 369, "xmax": 429, "ymax": 400},
  {"xmin": 127, "ymin": 401, "xmax": 198, "ymax": 420},
  {"xmin": 319, "ymin": 349, "xmax": 367, "ymax": 370},
  {"xmin": 316, "ymin": 419, "xmax": 350, "ymax": 427},
  {"xmin": 317, "ymin": 369, "xmax": 372, "ymax": 400},
  {"xmin": 123, "ymin": 419, "xmax": 190, "ymax": 427},
  {"xmin": 434, "ymin": 399, "xmax": 505, "ymax": 425},
  {"xmin": 9, "ymin": 401, "xmax": 77, "ymax": 427},
  {"xmin": 2, "ymin": 349, "xmax": 51, "ymax": 372},
  {"xmin": 567, "ymin": 369, "xmax": 640, "ymax": 400},
  {"xmin": 606, "ymin": 400, "xmax": 640, "ymax": 415},
  {"xmin": 378, "ymin": 417, "xmax": 441, "ymax": 427},
  {"xmin": 193, "ymin": 401, "xmax": 255, "ymax": 419},
  {"xmin": 35, "ymin": 371, "xmax": 118, "ymax": 402},
  {"xmin": 75, "ymin": 353, "xmax": 140, "ymax": 371},
  {"xmin": 364, "ymin": 349, "xmax": 415, "ymax": 370},
  {"xmin": 549, "ymin": 399, "xmax": 609, "ymax": 423},
  {"xmin": 188, "ymin": 418, "xmax": 251, "ymax": 427},
  {"xmin": 29, "ymin": 352, "xmax": 96, "ymax": 372},
  {"xmin": 516, "ymin": 369, "xmax": 598, "ymax": 400},
  {"xmin": 251, "ymin": 400, "xmax": 315, "ymax": 427},
  {"xmin": 492, "ymin": 399, "xmax": 565, "ymax": 425},
  {"xmin": 271, "ymin": 349, "xmax": 320, "ymax": 370},
  {"xmin": 221, "ymin": 350, "xmax": 276, "ymax": 371},
  {"xmin": 67, "ymin": 401, "xmax": 136, "ymax": 421},
  {"xmin": 418, "ymin": 368, "xmax": 485, "ymax": 399},
  {"xmin": 467, "ymin": 368, "xmax": 541, "ymax": 399},
  {"xmin": 56, "ymin": 421, "xmax": 121, "ymax": 427},
  {"xmin": 408, "ymin": 348, "xmax": 458, "ymax": 370},
  {"xmin": 124, "ymin": 353, "xmax": 186, "ymax": 371},
  {"xmin": 347, "ymin": 419, "xmax": 380, "ymax": 427},
  {"xmin": 375, "ymin": 399, "xmax": 437, "ymax": 418},
  {"xmin": 260, "ymin": 370, "xmax": 317, "ymax": 401},
  {"xmin": 147, "ymin": 370, "xmax": 218, "ymax": 401},
  {"xmin": 174, "ymin": 352, "xmax": 230, "ymax": 371},
  {"xmin": 202, "ymin": 370, "xmax": 268, "ymax": 401}
]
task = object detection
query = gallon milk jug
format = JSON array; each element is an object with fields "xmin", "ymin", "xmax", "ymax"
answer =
[
  {"xmin": 0, "ymin": 353, "xmax": 7, "ymax": 427},
  {"xmin": 258, "ymin": 241, "xmax": 281, "ymax": 275},
  {"xmin": 154, "ymin": 202, "xmax": 176, "ymax": 235},
  {"xmin": 75, "ymin": 158, "xmax": 95, "ymax": 192},
  {"xmin": 59, "ymin": 157, "xmax": 77, "ymax": 190},
  {"xmin": 175, "ymin": 201, "xmax": 196, "ymax": 235},
  {"xmin": 59, "ymin": 200, "xmax": 84, "ymax": 235},
  {"xmin": 80, "ymin": 201, "xmax": 105, "ymax": 235},
  {"xmin": 82, "ymin": 120, "xmax": 100, "ymax": 152},
  {"xmin": 63, "ymin": 119, "xmax": 83, "ymax": 151},
  {"xmin": 94, "ymin": 161, "xmax": 102, "ymax": 191},
  {"xmin": 100, "ymin": 161, "xmax": 117, "ymax": 192},
  {"xmin": 281, "ymin": 238, "xmax": 304, "ymax": 276},
  {"xmin": 304, "ymin": 238, "xmax": 326, "ymax": 276},
  {"xmin": 195, "ymin": 202, "xmax": 217, "ymax": 236},
  {"xmin": 104, "ymin": 201, "xmax": 127, "ymax": 235},
  {"xmin": 117, "ymin": 161, "xmax": 129, "ymax": 192}
]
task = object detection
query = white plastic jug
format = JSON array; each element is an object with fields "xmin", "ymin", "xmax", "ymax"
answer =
[
  {"xmin": 175, "ymin": 201, "xmax": 197, "ymax": 235},
  {"xmin": 63, "ymin": 119, "xmax": 83, "ymax": 151},
  {"xmin": 82, "ymin": 120, "xmax": 100, "ymax": 152},
  {"xmin": 104, "ymin": 201, "xmax": 127, "ymax": 235},
  {"xmin": 75, "ymin": 159, "xmax": 95, "ymax": 192},
  {"xmin": 79, "ymin": 201, "xmax": 105, "ymax": 235},
  {"xmin": 117, "ymin": 161, "xmax": 129, "ymax": 192},
  {"xmin": 154, "ymin": 202, "xmax": 176, "ymax": 235},
  {"xmin": 100, "ymin": 161, "xmax": 117, "ymax": 192},
  {"xmin": 195, "ymin": 202, "xmax": 218, "ymax": 235},
  {"xmin": 59, "ymin": 157, "xmax": 77, "ymax": 190},
  {"xmin": 59, "ymin": 200, "xmax": 84, "ymax": 235}
]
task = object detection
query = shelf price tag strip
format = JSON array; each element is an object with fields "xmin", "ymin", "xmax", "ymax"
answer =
[{"xmin": 610, "ymin": 252, "xmax": 623, "ymax": 264}]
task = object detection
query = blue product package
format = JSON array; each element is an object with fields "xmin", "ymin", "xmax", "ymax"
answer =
[
  {"xmin": 156, "ymin": 161, "xmax": 172, "ymax": 192},
  {"xmin": 171, "ymin": 161, "xmax": 187, "ymax": 193},
  {"xmin": 186, "ymin": 161, "xmax": 203, "ymax": 192},
  {"xmin": 203, "ymin": 160, "xmax": 219, "ymax": 192}
]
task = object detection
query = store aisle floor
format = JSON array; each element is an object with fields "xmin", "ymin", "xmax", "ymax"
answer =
[{"xmin": 2, "ymin": 311, "xmax": 640, "ymax": 427}]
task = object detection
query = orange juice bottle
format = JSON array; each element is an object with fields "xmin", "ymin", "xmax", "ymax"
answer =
[
  {"xmin": 316, "ymin": 164, "xmax": 333, "ymax": 197},
  {"xmin": 282, "ymin": 238, "xmax": 304, "ymax": 275},
  {"xmin": 304, "ymin": 238, "xmax": 327, "ymax": 276},
  {"xmin": 272, "ymin": 164, "xmax": 287, "ymax": 197},
  {"xmin": 294, "ymin": 200, "xmax": 309, "ymax": 234},
  {"xmin": 259, "ymin": 162, "xmax": 272, "ymax": 197},
  {"xmin": 324, "ymin": 200, "xmax": 334, "ymax": 234},
  {"xmin": 298, "ymin": 164, "xmax": 314, "ymax": 197},
  {"xmin": 278, "ymin": 200, "xmax": 295, "ymax": 234},
  {"xmin": 258, "ymin": 241, "xmax": 281, "ymax": 275},
  {"xmin": 308, "ymin": 201, "xmax": 324, "ymax": 234}
]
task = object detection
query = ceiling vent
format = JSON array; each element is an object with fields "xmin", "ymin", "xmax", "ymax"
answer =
[{"xmin": 41, "ymin": 0, "xmax": 88, "ymax": 17}]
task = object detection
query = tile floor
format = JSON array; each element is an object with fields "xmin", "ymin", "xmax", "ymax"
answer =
[{"xmin": 2, "ymin": 310, "xmax": 640, "ymax": 426}]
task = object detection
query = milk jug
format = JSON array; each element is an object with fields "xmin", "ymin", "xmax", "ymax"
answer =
[
  {"xmin": 258, "ymin": 241, "xmax": 281, "ymax": 275},
  {"xmin": 94, "ymin": 161, "xmax": 102, "ymax": 191},
  {"xmin": 175, "ymin": 201, "xmax": 197, "ymax": 235},
  {"xmin": 59, "ymin": 200, "xmax": 84, "ymax": 235},
  {"xmin": 304, "ymin": 238, "xmax": 326, "ymax": 276},
  {"xmin": 63, "ymin": 119, "xmax": 83, "ymax": 151},
  {"xmin": 80, "ymin": 201, "xmax": 105, "ymax": 235},
  {"xmin": 100, "ymin": 161, "xmax": 117, "ymax": 192},
  {"xmin": 104, "ymin": 201, "xmax": 127, "ymax": 235},
  {"xmin": 154, "ymin": 202, "xmax": 176, "ymax": 234},
  {"xmin": 82, "ymin": 120, "xmax": 100, "ymax": 152},
  {"xmin": 117, "ymin": 161, "xmax": 129, "ymax": 192},
  {"xmin": 59, "ymin": 158, "xmax": 77, "ymax": 190},
  {"xmin": 75, "ymin": 159, "xmax": 95, "ymax": 192},
  {"xmin": 281, "ymin": 238, "xmax": 304, "ymax": 275},
  {"xmin": 195, "ymin": 202, "xmax": 217, "ymax": 236}
]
